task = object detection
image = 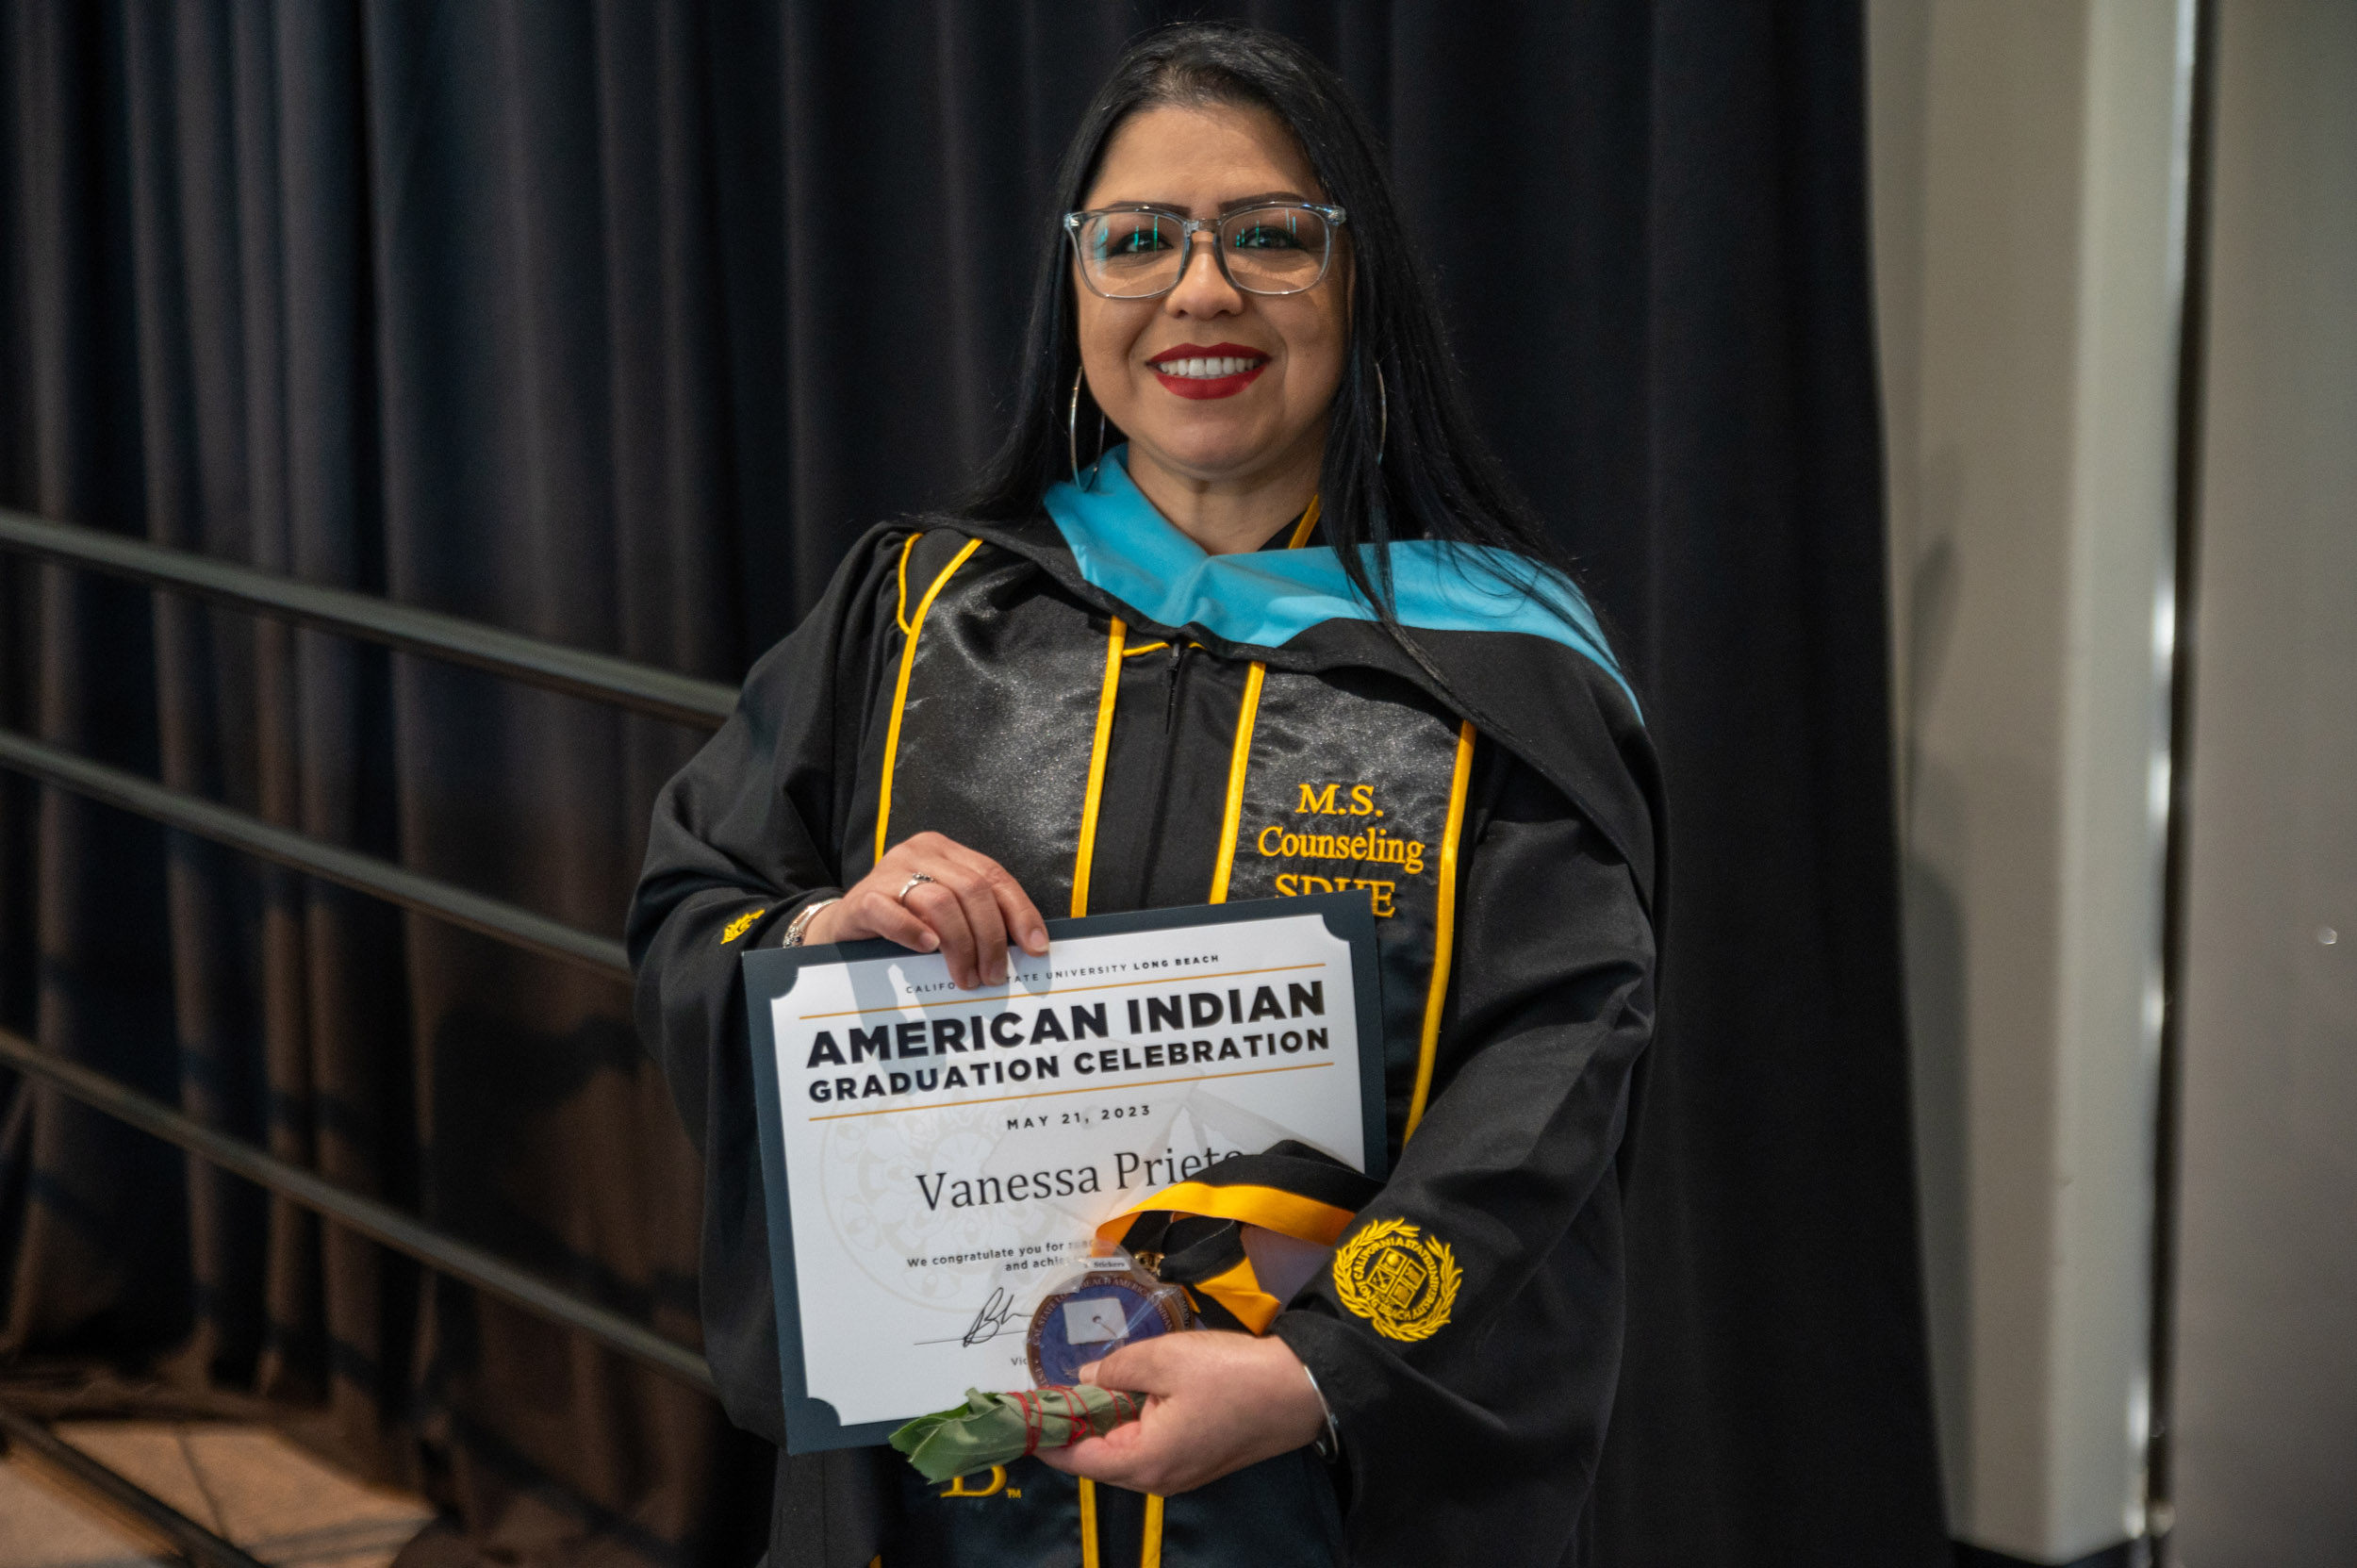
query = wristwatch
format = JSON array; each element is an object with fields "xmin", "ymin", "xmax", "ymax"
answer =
[{"xmin": 782, "ymin": 897, "xmax": 841, "ymax": 948}]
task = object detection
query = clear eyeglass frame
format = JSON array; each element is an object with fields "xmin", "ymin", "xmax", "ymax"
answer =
[{"xmin": 1063, "ymin": 202, "xmax": 1350, "ymax": 299}]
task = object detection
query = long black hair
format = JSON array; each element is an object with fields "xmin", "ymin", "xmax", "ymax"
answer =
[{"xmin": 965, "ymin": 22, "xmax": 1578, "ymax": 627}]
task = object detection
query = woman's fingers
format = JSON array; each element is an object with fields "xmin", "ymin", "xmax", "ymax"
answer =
[
  {"xmin": 937, "ymin": 867, "xmax": 1012, "ymax": 986},
  {"xmin": 947, "ymin": 844, "xmax": 1049, "ymax": 956},
  {"xmin": 899, "ymin": 882, "xmax": 972, "ymax": 985},
  {"xmin": 917, "ymin": 840, "xmax": 1022, "ymax": 971},
  {"xmin": 1075, "ymin": 1339, "xmax": 1173, "ymax": 1395},
  {"xmin": 830, "ymin": 834, "xmax": 1047, "ymax": 985},
  {"xmin": 849, "ymin": 887, "xmax": 938, "ymax": 952},
  {"xmin": 1042, "ymin": 1332, "xmax": 1324, "ymax": 1495},
  {"xmin": 912, "ymin": 835, "xmax": 1046, "ymax": 984}
]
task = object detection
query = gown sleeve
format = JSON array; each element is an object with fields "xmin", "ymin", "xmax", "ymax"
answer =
[
  {"xmin": 1270, "ymin": 749, "xmax": 1656, "ymax": 1568},
  {"xmin": 625, "ymin": 526, "xmax": 909, "ymax": 1444}
]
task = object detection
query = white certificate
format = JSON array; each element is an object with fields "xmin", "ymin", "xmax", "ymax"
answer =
[{"xmin": 742, "ymin": 894, "xmax": 1384, "ymax": 1451}]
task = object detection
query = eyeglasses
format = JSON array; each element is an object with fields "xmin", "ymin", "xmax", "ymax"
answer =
[{"xmin": 1063, "ymin": 202, "xmax": 1348, "ymax": 299}]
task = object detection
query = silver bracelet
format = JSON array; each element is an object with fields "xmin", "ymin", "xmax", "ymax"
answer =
[
  {"xmin": 781, "ymin": 897, "xmax": 841, "ymax": 948},
  {"xmin": 1300, "ymin": 1361, "xmax": 1342, "ymax": 1463}
]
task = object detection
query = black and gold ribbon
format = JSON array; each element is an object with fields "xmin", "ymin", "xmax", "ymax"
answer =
[{"xmin": 1096, "ymin": 1141, "xmax": 1380, "ymax": 1334}]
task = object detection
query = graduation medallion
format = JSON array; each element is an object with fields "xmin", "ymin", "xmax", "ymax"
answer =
[{"xmin": 1026, "ymin": 1253, "xmax": 1193, "ymax": 1386}]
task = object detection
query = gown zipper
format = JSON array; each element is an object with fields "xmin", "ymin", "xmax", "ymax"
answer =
[
  {"xmin": 1162, "ymin": 641, "xmax": 1193, "ymax": 732},
  {"xmin": 1118, "ymin": 642, "xmax": 1191, "ymax": 909}
]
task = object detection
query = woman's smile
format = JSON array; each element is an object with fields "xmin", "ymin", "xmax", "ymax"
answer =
[{"xmin": 1146, "ymin": 341, "xmax": 1271, "ymax": 399}]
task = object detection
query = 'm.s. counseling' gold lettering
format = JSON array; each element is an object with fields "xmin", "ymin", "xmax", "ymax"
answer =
[
  {"xmin": 1255, "ymin": 822, "xmax": 1426, "ymax": 876},
  {"xmin": 1294, "ymin": 781, "xmax": 1381, "ymax": 817},
  {"xmin": 1251, "ymin": 781, "xmax": 1430, "ymax": 918}
]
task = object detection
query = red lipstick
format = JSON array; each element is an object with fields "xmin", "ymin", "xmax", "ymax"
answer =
[{"xmin": 1146, "ymin": 341, "xmax": 1271, "ymax": 401}]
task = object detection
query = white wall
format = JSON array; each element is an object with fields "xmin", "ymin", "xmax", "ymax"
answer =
[
  {"xmin": 2167, "ymin": 4, "xmax": 2357, "ymax": 1562},
  {"xmin": 1869, "ymin": 2, "xmax": 2192, "ymax": 1559}
]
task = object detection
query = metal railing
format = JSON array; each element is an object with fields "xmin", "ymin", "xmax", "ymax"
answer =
[
  {"xmin": 0, "ymin": 732, "xmax": 631, "ymax": 982},
  {"xmin": 0, "ymin": 509, "xmax": 736, "ymax": 727},
  {"xmin": 0, "ymin": 509, "xmax": 737, "ymax": 1396},
  {"xmin": 0, "ymin": 1027, "xmax": 714, "ymax": 1395}
]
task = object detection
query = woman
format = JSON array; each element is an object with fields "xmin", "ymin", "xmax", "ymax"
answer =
[{"xmin": 630, "ymin": 23, "xmax": 1657, "ymax": 1568}]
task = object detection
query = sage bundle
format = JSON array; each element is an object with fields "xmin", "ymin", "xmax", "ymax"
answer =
[{"xmin": 889, "ymin": 1385, "xmax": 1145, "ymax": 1483}]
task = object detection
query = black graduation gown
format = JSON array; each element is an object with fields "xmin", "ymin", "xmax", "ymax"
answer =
[{"xmin": 627, "ymin": 483, "xmax": 1660, "ymax": 1568}]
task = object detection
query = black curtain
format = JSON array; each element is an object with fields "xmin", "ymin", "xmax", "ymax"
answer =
[{"xmin": 0, "ymin": 4, "xmax": 1947, "ymax": 1566}]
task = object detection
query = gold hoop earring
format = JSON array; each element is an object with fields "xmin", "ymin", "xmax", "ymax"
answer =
[{"xmin": 1376, "ymin": 362, "xmax": 1388, "ymax": 466}]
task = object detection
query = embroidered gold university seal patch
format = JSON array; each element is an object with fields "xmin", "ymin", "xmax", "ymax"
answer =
[
  {"xmin": 1332, "ymin": 1217, "xmax": 1461, "ymax": 1342},
  {"xmin": 719, "ymin": 909, "xmax": 765, "ymax": 945}
]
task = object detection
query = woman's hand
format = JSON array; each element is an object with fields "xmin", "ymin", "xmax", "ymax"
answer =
[
  {"xmin": 1032, "ymin": 1330, "xmax": 1327, "ymax": 1495},
  {"xmin": 802, "ymin": 832, "xmax": 1047, "ymax": 988}
]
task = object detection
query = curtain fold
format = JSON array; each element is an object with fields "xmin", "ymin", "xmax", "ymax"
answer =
[{"xmin": 0, "ymin": 4, "xmax": 1945, "ymax": 1564}]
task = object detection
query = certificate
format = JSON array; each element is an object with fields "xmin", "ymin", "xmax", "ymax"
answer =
[{"xmin": 742, "ymin": 894, "xmax": 1384, "ymax": 1453}]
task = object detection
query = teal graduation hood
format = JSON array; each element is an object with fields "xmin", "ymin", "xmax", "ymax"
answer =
[{"xmin": 1042, "ymin": 446, "xmax": 1639, "ymax": 718}]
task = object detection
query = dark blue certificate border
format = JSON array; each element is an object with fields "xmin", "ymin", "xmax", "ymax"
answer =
[{"xmin": 740, "ymin": 892, "xmax": 1384, "ymax": 1454}]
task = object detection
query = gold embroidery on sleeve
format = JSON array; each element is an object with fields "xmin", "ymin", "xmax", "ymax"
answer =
[{"xmin": 1333, "ymin": 1217, "xmax": 1461, "ymax": 1342}]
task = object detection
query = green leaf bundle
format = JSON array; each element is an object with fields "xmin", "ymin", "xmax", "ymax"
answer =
[{"xmin": 889, "ymin": 1385, "xmax": 1146, "ymax": 1483}]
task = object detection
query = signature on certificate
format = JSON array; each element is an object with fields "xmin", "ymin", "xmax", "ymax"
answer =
[{"xmin": 961, "ymin": 1286, "xmax": 1016, "ymax": 1346}]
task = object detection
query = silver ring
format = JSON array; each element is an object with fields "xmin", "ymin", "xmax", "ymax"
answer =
[{"xmin": 896, "ymin": 873, "xmax": 935, "ymax": 903}]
